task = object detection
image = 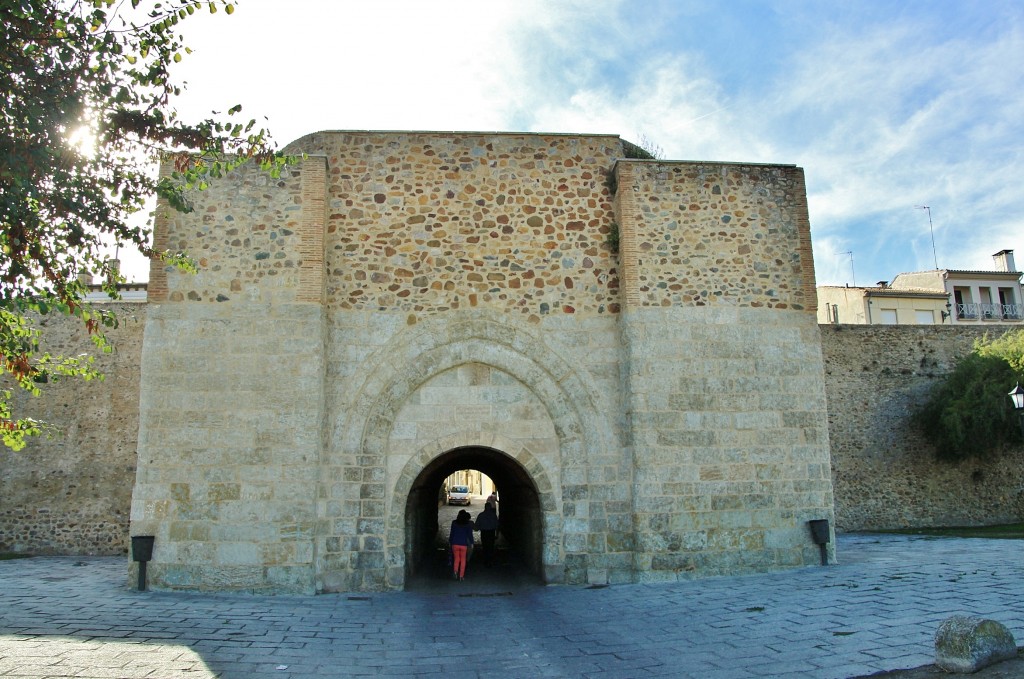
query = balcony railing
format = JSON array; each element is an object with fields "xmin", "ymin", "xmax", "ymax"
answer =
[{"xmin": 956, "ymin": 303, "xmax": 1024, "ymax": 321}]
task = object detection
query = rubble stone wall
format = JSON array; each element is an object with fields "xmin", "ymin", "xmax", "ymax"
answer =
[
  {"xmin": 821, "ymin": 324, "xmax": 1024, "ymax": 531},
  {"xmin": 287, "ymin": 131, "xmax": 622, "ymax": 318},
  {"xmin": 0, "ymin": 303, "xmax": 146, "ymax": 555},
  {"xmin": 615, "ymin": 161, "xmax": 817, "ymax": 311}
]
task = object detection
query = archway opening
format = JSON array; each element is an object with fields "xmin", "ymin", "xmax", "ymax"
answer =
[{"xmin": 404, "ymin": 446, "xmax": 544, "ymax": 589}]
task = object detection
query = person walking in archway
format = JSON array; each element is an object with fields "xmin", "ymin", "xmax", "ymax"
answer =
[
  {"xmin": 475, "ymin": 501, "xmax": 499, "ymax": 567},
  {"xmin": 449, "ymin": 510, "xmax": 475, "ymax": 581}
]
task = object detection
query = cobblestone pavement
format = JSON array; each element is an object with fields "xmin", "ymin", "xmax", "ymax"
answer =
[{"xmin": 1, "ymin": 534, "xmax": 1022, "ymax": 678}]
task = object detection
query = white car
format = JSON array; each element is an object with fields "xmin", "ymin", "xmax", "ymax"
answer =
[{"xmin": 446, "ymin": 485, "xmax": 471, "ymax": 506}]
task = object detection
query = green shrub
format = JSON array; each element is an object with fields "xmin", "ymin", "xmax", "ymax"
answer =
[
  {"xmin": 914, "ymin": 352, "xmax": 1022, "ymax": 461},
  {"xmin": 621, "ymin": 140, "xmax": 657, "ymax": 160},
  {"xmin": 975, "ymin": 329, "xmax": 1024, "ymax": 374},
  {"xmin": 606, "ymin": 223, "xmax": 620, "ymax": 253}
]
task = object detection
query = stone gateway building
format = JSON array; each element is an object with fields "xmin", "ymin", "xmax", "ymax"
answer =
[{"xmin": 128, "ymin": 131, "xmax": 835, "ymax": 593}]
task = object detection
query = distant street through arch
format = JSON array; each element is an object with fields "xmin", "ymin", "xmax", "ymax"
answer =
[{"xmin": 403, "ymin": 447, "xmax": 545, "ymax": 591}]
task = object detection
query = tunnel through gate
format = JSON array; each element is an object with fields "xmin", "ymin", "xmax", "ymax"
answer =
[{"xmin": 404, "ymin": 446, "xmax": 544, "ymax": 587}]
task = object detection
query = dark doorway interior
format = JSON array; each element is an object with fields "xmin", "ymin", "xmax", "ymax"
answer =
[{"xmin": 404, "ymin": 446, "xmax": 544, "ymax": 590}]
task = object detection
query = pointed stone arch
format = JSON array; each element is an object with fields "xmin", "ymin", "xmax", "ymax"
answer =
[
  {"xmin": 317, "ymin": 310, "xmax": 619, "ymax": 590},
  {"xmin": 337, "ymin": 309, "xmax": 613, "ymax": 456}
]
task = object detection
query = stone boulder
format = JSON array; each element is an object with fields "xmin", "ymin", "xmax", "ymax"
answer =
[{"xmin": 935, "ymin": 615, "xmax": 1017, "ymax": 673}]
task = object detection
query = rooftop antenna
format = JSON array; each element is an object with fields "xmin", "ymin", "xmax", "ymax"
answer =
[
  {"xmin": 915, "ymin": 205, "xmax": 939, "ymax": 269},
  {"xmin": 837, "ymin": 251, "xmax": 855, "ymax": 286}
]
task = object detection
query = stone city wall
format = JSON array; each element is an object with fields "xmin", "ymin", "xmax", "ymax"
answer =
[
  {"xmin": 0, "ymin": 303, "xmax": 146, "ymax": 555},
  {"xmin": 8, "ymin": 309, "xmax": 1019, "ymax": 557},
  {"xmin": 4, "ymin": 132, "xmax": 1019, "ymax": 589},
  {"xmin": 821, "ymin": 324, "xmax": 1024, "ymax": 530},
  {"xmin": 6, "ymin": 316, "xmax": 1023, "ymax": 557}
]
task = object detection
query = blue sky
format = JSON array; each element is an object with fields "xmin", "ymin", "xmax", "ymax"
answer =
[{"xmin": 139, "ymin": 0, "xmax": 1024, "ymax": 288}]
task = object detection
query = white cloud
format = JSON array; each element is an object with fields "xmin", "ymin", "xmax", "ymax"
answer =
[
  {"xmin": 134, "ymin": 0, "xmax": 1023, "ymax": 289},
  {"xmin": 747, "ymin": 15, "xmax": 1024, "ymax": 283}
]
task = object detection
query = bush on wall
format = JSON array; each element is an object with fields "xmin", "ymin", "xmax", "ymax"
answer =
[
  {"xmin": 915, "ymin": 330, "xmax": 1024, "ymax": 461},
  {"xmin": 975, "ymin": 328, "xmax": 1024, "ymax": 374}
]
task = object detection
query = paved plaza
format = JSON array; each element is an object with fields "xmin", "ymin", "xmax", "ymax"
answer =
[{"xmin": 1, "ymin": 533, "xmax": 1022, "ymax": 678}]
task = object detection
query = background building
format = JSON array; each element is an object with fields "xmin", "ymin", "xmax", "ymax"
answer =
[
  {"xmin": 818, "ymin": 249, "xmax": 1023, "ymax": 325},
  {"xmin": 817, "ymin": 285, "xmax": 950, "ymax": 325}
]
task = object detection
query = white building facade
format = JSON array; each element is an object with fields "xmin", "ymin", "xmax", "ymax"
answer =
[{"xmin": 819, "ymin": 249, "xmax": 1024, "ymax": 326}]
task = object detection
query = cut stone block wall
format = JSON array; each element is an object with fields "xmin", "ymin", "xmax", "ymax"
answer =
[
  {"xmin": 130, "ymin": 304, "xmax": 324, "ymax": 592},
  {"xmin": 622, "ymin": 307, "xmax": 835, "ymax": 578},
  {"xmin": 319, "ymin": 306, "xmax": 626, "ymax": 589}
]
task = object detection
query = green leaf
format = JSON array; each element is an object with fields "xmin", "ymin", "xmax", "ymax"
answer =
[{"xmin": 0, "ymin": 0, "xmax": 281, "ymax": 450}]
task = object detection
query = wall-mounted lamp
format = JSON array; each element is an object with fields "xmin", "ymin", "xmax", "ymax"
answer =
[
  {"xmin": 941, "ymin": 302, "xmax": 952, "ymax": 323},
  {"xmin": 1009, "ymin": 384, "xmax": 1024, "ymax": 438}
]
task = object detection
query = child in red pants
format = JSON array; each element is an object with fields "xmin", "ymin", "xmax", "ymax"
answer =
[{"xmin": 449, "ymin": 510, "xmax": 475, "ymax": 580}]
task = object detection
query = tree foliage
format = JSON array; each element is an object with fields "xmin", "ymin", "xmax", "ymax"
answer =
[
  {"xmin": 1, "ymin": 0, "xmax": 288, "ymax": 449},
  {"xmin": 915, "ymin": 330, "xmax": 1024, "ymax": 461}
]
